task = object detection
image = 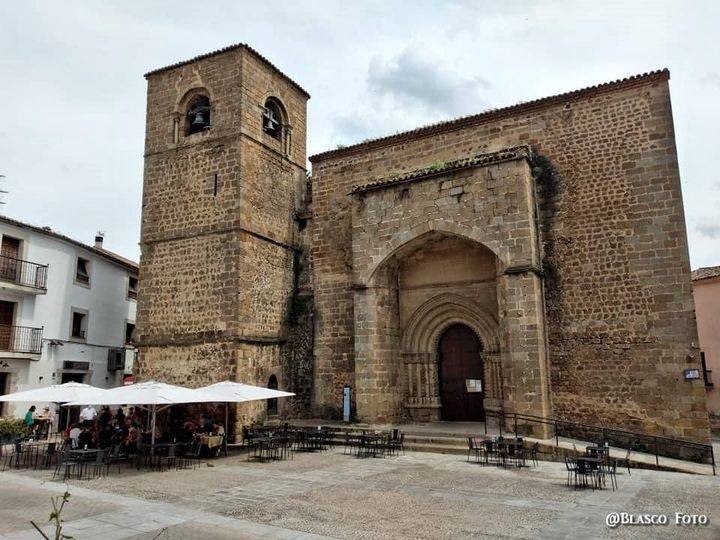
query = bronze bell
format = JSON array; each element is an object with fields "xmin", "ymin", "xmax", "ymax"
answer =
[{"xmin": 192, "ymin": 111, "xmax": 205, "ymax": 126}]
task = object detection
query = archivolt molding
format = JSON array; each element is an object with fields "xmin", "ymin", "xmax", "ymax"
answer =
[
  {"xmin": 401, "ymin": 293, "xmax": 500, "ymax": 354},
  {"xmin": 175, "ymin": 86, "xmax": 214, "ymax": 115}
]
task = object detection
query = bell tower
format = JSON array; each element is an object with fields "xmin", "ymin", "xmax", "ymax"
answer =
[{"xmin": 135, "ymin": 44, "xmax": 311, "ymax": 423}]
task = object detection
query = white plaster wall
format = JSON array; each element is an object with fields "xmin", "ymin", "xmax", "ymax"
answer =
[{"xmin": 0, "ymin": 222, "xmax": 137, "ymax": 418}]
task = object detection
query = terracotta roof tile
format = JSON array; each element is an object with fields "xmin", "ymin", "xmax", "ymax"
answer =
[
  {"xmin": 144, "ymin": 43, "xmax": 310, "ymax": 98},
  {"xmin": 350, "ymin": 145, "xmax": 532, "ymax": 194},
  {"xmin": 311, "ymin": 69, "xmax": 669, "ymax": 163},
  {"xmin": 692, "ymin": 266, "xmax": 720, "ymax": 282}
]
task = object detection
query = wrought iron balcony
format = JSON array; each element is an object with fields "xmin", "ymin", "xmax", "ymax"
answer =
[
  {"xmin": 0, "ymin": 254, "xmax": 48, "ymax": 291},
  {"xmin": 0, "ymin": 324, "xmax": 43, "ymax": 354}
]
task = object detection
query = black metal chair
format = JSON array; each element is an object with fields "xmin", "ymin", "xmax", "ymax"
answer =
[
  {"xmin": 619, "ymin": 448, "xmax": 632, "ymax": 475},
  {"xmin": 88, "ymin": 449, "xmax": 107, "ymax": 479},
  {"xmin": 530, "ymin": 442, "xmax": 540, "ymax": 466},
  {"xmin": 390, "ymin": 432, "xmax": 404, "ymax": 456},
  {"xmin": 484, "ymin": 440, "xmax": 498, "ymax": 465},
  {"xmin": 53, "ymin": 444, "xmax": 81, "ymax": 481},
  {"xmin": 2, "ymin": 442, "xmax": 25, "ymax": 471},
  {"xmin": 467, "ymin": 437, "xmax": 481, "ymax": 463},
  {"xmin": 572, "ymin": 458, "xmax": 599, "ymax": 490},
  {"xmin": 183, "ymin": 440, "xmax": 203, "ymax": 469},
  {"xmin": 605, "ymin": 459, "xmax": 618, "ymax": 491},
  {"xmin": 564, "ymin": 456, "xmax": 578, "ymax": 487},
  {"xmin": 105, "ymin": 444, "xmax": 128, "ymax": 475},
  {"xmin": 38, "ymin": 442, "xmax": 58, "ymax": 469}
]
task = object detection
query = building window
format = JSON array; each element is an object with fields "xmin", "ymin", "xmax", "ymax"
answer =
[
  {"xmin": 75, "ymin": 257, "xmax": 90, "ymax": 286},
  {"xmin": 70, "ymin": 310, "xmax": 88, "ymax": 340},
  {"xmin": 701, "ymin": 352, "xmax": 714, "ymax": 388},
  {"xmin": 127, "ymin": 276, "xmax": 138, "ymax": 300},
  {"xmin": 267, "ymin": 374, "xmax": 278, "ymax": 415},
  {"xmin": 125, "ymin": 322, "xmax": 135, "ymax": 344},
  {"xmin": 186, "ymin": 95, "xmax": 211, "ymax": 135},
  {"xmin": 262, "ymin": 98, "xmax": 285, "ymax": 141}
]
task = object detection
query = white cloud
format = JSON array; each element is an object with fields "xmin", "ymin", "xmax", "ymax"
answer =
[
  {"xmin": 367, "ymin": 49, "xmax": 491, "ymax": 116},
  {"xmin": 697, "ymin": 219, "xmax": 720, "ymax": 239},
  {"xmin": 0, "ymin": 0, "xmax": 719, "ymax": 269}
]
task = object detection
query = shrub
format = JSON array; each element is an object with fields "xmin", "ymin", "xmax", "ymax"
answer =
[{"xmin": 0, "ymin": 417, "xmax": 29, "ymax": 438}]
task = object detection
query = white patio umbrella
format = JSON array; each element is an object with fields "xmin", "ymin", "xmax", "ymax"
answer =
[
  {"xmin": 0, "ymin": 382, "xmax": 110, "ymax": 434},
  {"xmin": 0, "ymin": 382, "xmax": 110, "ymax": 403},
  {"xmin": 198, "ymin": 381, "xmax": 295, "ymax": 402},
  {"xmin": 64, "ymin": 381, "xmax": 222, "ymax": 451},
  {"xmin": 197, "ymin": 381, "xmax": 295, "ymax": 448}
]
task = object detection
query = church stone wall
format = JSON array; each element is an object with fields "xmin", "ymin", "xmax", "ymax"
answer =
[{"xmin": 310, "ymin": 71, "xmax": 710, "ymax": 442}]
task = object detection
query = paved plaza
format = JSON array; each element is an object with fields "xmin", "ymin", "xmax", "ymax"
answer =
[{"xmin": 1, "ymin": 450, "xmax": 718, "ymax": 539}]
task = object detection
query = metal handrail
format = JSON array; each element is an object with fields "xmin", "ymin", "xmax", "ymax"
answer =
[
  {"xmin": 0, "ymin": 254, "xmax": 48, "ymax": 290},
  {"xmin": 0, "ymin": 324, "xmax": 43, "ymax": 354},
  {"xmin": 484, "ymin": 410, "xmax": 715, "ymax": 475}
]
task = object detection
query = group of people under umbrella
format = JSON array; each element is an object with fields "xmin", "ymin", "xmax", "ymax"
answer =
[{"xmin": 0, "ymin": 380, "xmax": 294, "ymax": 453}]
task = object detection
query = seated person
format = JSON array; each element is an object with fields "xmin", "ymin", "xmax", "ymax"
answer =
[
  {"xmin": 97, "ymin": 425, "xmax": 113, "ymax": 448},
  {"xmin": 198, "ymin": 414, "xmax": 213, "ymax": 434},
  {"xmin": 123, "ymin": 423, "xmax": 140, "ymax": 454},
  {"xmin": 115, "ymin": 406, "xmax": 126, "ymax": 427},
  {"xmin": 77, "ymin": 427, "xmax": 96, "ymax": 449},
  {"xmin": 98, "ymin": 406, "xmax": 112, "ymax": 427},
  {"xmin": 111, "ymin": 427, "xmax": 125, "ymax": 448},
  {"xmin": 213, "ymin": 424, "xmax": 225, "ymax": 436},
  {"xmin": 68, "ymin": 424, "xmax": 82, "ymax": 449}
]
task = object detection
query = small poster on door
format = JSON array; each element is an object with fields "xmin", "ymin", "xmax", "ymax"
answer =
[{"xmin": 465, "ymin": 379, "xmax": 482, "ymax": 393}]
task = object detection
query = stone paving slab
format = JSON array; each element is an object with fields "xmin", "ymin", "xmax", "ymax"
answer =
[
  {"xmin": 1, "ymin": 450, "xmax": 719, "ymax": 539},
  {"xmin": 0, "ymin": 482, "xmax": 123, "ymax": 536}
]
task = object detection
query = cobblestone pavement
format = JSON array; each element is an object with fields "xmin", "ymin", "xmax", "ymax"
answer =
[{"xmin": 1, "ymin": 450, "xmax": 719, "ymax": 539}]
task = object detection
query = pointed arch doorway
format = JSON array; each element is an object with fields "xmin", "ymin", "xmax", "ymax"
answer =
[{"xmin": 438, "ymin": 324, "xmax": 485, "ymax": 421}]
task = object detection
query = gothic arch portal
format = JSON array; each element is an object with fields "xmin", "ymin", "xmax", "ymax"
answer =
[
  {"xmin": 401, "ymin": 293, "xmax": 500, "ymax": 354},
  {"xmin": 401, "ymin": 293, "xmax": 503, "ymax": 421}
]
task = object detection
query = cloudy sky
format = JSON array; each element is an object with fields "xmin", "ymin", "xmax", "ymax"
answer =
[{"xmin": 1, "ymin": 1, "xmax": 718, "ymax": 268}]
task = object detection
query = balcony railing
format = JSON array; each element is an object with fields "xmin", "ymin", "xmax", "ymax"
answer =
[
  {"xmin": 0, "ymin": 324, "xmax": 43, "ymax": 354},
  {"xmin": 0, "ymin": 254, "xmax": 48, "ymax": 290}
]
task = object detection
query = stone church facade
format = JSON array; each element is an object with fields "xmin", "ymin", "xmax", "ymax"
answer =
[{"xmin": 135, "ymin": 43, "xmax": 710, "ymax": 443}]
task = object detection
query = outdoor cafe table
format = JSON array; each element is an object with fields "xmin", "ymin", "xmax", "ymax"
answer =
[
  {"xmin": 69, "ymin": 448, "xmax": 102, "ymax": 458},
  {"xmin": 152, "ymin": 442, "xmax": 184, "ymax": 455},
  {"xmin": 356, "ymin": 433, "xmax": 384, "ymax": 458},
  {"xmin": 497, "ymin": 439, "xmax": 525, "ymax": 467},
  {"xmin": 586, "ymin": 445, "xmax": 609, "ymax": 458},
  {"xmin": 69, "ymin": 448, "xmax": 103, "ymax": 479},
  {"xmin": 575, "ymin": 455, "xmax": 606, "ymax": 488},
  {"xmin": 249, "ymin": 436, "xmax": 276, "ymax": 461},
  {"xmin": 198, "ymin": 434, "xmax": 223, "ymax": 455}
]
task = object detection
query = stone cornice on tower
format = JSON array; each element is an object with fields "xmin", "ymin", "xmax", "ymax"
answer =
[{"xmin": 143, "ymin": 42, "xmax": 311, "ymax": 99}]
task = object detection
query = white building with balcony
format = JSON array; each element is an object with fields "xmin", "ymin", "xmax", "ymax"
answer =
[{"xmin": 0, "ymin": 216, "xmax": 138, "ymax": 421}]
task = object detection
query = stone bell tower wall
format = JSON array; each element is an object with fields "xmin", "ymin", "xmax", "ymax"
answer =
[{"xmin": 136, "ymin": 45, "xmax": 312, "ymax": 423}]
